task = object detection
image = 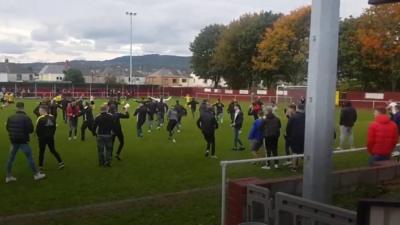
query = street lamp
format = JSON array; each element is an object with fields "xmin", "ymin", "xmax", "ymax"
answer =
[{"xmin": 125, "ymin": 11, "xmax": 137, "ymax": 86}]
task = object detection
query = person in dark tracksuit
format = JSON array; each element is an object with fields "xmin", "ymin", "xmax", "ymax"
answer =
[
  {"xmin": 81, "ymin": 102, "xmax": 95, "ymax": 141},
  {"xmin": 213, "ymin": 99, "xmax": 225, "ymax": 124},
  {"xmin": 93, "ymin": 105, "xmax": 116, "ymax": 167},
  {"xmin": 174, "ymin": 100, "xmax": 187, "ymax": 132},
  {"xmin": 197, "ymin": 107, "xmax": 219, "ymax": 159},
  {"xmin": 263, "ymin": 106, "xmax": 281, "ymax": 169},
  {"xmin": 109, "ymin": 104, "xmax": 129, "ymax": 160},
  {"xmin": 231, "ymin": 105, "xmax": 245, "ymax": 151},
  {"xmin": 286, "ymin": 104, "xmax": 306, "ymax": 172},
  {"xmin": 187, "ymin": 98, "xmax": 199, "ymax": 118},
  {"xmin": 5, "ymin": 102, "xmax": 46, "ymax": 183},
  {"xmin": 228, "ymin": 99, "xmax": 241, "ymax": 123},
  {"xmin": 146, "ymin": 99, "xmax": 157, "ymax": 133},
  {"xmin": 166, "ymin": 106, "xmax": 179, "ymax": 143},
  {"xmin": 156, "ymin": 98, "xmax": 168, "ymax": 129},
  {"xmin": 36, "ymin": 106, "xmax": 64, "ymax": 170},
  {"xmin": 199, "ymin": 99, "xmax": 208, "ymax": 116},
  {"xmin": 60, "ymin": 97, "xmax": 70, "ymax": 123},
  {"xmin": 134, "ymin": 103, "xmax": 148, "ymax": 138}
]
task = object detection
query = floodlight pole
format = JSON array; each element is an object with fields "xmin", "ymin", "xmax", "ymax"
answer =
[
  {"xmin": 126, "ymin": 11, "xmax": 137, "ymax": 87},
  {"xmin": 303, "ymin": 0, "xmax": 340, "ymax": 203}
]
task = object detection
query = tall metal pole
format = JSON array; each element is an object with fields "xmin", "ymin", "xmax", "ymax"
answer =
[
  {"xmin": 303, "ymin": 0, "xmax": 340, "ymax": 203},
  {"xmin": 129, "ymin": 14, "xmax": 133, "ymax": 85}
]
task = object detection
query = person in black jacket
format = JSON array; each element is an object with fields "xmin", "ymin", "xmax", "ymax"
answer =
[
  {"xmin": 174, "ymin": 100, "xmax": 187, "ymax": 132},
  {"xmin": 134, "ymin": 103, "xmax": 148, "ymax": 138},
  {"xmin": 5, "ymin": 102, "xmax": 46, "ymax": 183},
  {"xmin": 197, "ymin": 107, "xmax": 219, "ymax": 158},
  {"xmin": 146, "ymin": 99, "xmax": 157, "ymax": 133},
  {"xmin": 338, "ymin": 101, "xmax": 357, "ymax": 150},
  {"xmin": 262, "ymin": 107, "xmax": 281, "ymax": 170},
  {"xmin": 231, "ymin": 105, "xmax": 245, "ymax": 151},
  {"xmin": 199, "ymin": 99, "xmax": 208, "ymax": 116},
  {"xmin": 187, "ymin": 98, "xmax": 199, "ymax": 118},
  {"xmin": 228, "ymin": 99, "xmax": 241, "ymax": 123},
  {"xmin": 60, "ymin": 96, "xmax": 70, "ymax": 123},
  {"xmin": 36, "ymin": 106, "xmax": 64, "ymax": 170},
  {"xmin": 93, "ymin": 105, "xmax": 116, "ymax": 167},
  {"xmin": 286, "ymin": 104, "xmax": 306, "ymax": 172},
  {"xmin": 110, "ymin": 104, "xmax": 130, "ymax": 160},
  {"xmin": 213, "ymin": 99, "xmax": 225, "ymax": 124},
  {"xmin": 156, "ymin": 98, "xmax": 168, "ymax": 129},
  {"xmin": 81, "ymin": 102, "xmax": 95, "ymax": 141}
]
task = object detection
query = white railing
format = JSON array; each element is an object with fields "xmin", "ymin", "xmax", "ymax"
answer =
[{"xmin": 219, "ymin": 147, "xmax": 369, "ymax": 225}]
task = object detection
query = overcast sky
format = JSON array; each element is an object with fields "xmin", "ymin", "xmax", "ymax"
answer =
[{"xmin": 0, "ymin": 0, "xmax": 369, "ymax": 63}]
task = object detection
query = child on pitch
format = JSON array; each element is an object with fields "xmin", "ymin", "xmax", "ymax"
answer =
[
  {"xmin": 166, "ymin": 105, "xmax": 179, "ymax": 143},
  {"xmin": 248, "ymin": 111, "xmax": 265, "ymax": 165}
]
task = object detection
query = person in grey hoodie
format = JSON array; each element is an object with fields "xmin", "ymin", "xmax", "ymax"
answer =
[{"xmin": 166, "ymin": 106, "xmax": 179, "ymax": 143}]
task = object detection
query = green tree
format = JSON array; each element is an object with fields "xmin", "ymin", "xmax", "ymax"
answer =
[
  {"xmin": 213, "ymin": 11, "xmax": 281, "ymax": 89},
  {"xmin": 253, "ymin": 7, "xmax": 311, "ymax": 87},
  {"xmin": 64, "ymin": 68, "xmax": 85, "ymax": 84},
  {"xmin": 190, "ymin": 24, "xmax": 226, "ymax": 88}
]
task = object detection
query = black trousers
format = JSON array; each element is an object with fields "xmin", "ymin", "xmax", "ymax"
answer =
[
  {"xmin": 264, "ymin": 136, "xmax": 279, "ymax": 166},
  {"xmin": 62, "ymin": 109, "xmax": 67, "ymax": 123},
  {"xmin": 112, "ymin": 131, "xmax": 125, "ymax": 155},
  {"xmin": 167, "ymin": 120, "xmax": 178, "ymax": 137},
  {"xmin": 38, "ymin": 137, "xmax": 63, "ymax": 167},
  {"xmin": 81, "ymin": 120, "xmax": 94, "ymax": 141},
  {"xmin": 202, "ymin": 132, "xmax": 216, "ymax": 156}
]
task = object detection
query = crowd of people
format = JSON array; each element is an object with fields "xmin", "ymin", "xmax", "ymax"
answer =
[{"xmin": 3, "ymin": 92, "xmax": 400, "ymax": 183}]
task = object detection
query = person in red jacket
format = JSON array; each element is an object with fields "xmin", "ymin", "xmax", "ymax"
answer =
[
  {"xmin": 367, "ymin": 108, "xmax": 398, "ymax": 166},
  {"xmin": 67, "ymin": 100, "xmax": 81, "ymax": 140}
]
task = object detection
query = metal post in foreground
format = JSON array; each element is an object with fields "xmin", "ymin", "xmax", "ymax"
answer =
[{"xmin": 303, "ymin": 0, "xmax": 341, "ymax": 203}]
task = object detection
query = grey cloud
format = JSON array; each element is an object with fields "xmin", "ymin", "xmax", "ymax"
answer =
[{"xmin": 0, "ymin": 41, "xmax": 33, "ymax": 54}]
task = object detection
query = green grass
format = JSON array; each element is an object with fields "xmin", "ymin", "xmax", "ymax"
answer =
[{"xmin": 0, "ymin": 98, "xmax": 375, "ymax": 224}]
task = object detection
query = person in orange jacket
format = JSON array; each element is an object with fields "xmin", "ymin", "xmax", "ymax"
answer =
[{"xmin": 367, "ymin": 108, "xmax": 398, "ymax": 166}]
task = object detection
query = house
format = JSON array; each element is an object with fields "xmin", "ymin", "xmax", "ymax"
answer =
[
  {"xmin": 187, "ymin": 73, "xmax": 227, "ymax": 87},
  {"xmin": 0, "ymin": 59, "xmax": 36, "ymax": 82},
  {"xmin": 145, "ymin": 69, "xmax": 192, "ymax": 87},
  {"xmin": 38, "ymin": 65, "xmax": 66, "ymax": 82}
]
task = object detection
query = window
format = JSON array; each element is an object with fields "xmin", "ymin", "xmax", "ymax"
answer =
[
  {"xmin": 172, "ymin": 79, "xmax": 177, "ymax": 83},
  {"xmin": 29, "ymin": 74, "xmax": 33, "ymax": 81},
  {"xmin": 182, "ymin": 79, "xmax": 187, "ymax": 83},
  {"xmin": 17, "ymin": 74, "xmax": 22, "ymax": 80}
]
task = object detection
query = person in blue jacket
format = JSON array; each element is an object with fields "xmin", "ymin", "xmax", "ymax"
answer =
[{"xmin": 248, "ymin": 111, "xmax": 265, "ymax": 162}]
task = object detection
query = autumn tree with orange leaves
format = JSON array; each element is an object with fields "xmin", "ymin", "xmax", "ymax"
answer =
[{"xmin": 253, "ymin": 7, "xmax": 311, "ymax": 88}]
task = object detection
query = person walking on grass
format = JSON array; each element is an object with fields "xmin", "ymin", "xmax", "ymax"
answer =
[
  {"xmin": 286, "ymin": 104, "xmax": 306, "ymax": 172},
  {"xmin": 93, "ymin": 105, "xmax": 116, "ymax": 167},
  {"xmin": 337, "ymin": 101, "xmax": 357, "ymax": 150},
  {"xmin": 282, "ymin": 103, "xmax": 297, "ymax": 166},
  {"xmin": 174, "ymin": 100, "xmax": 187, "ymax": 133},
  {"xmin": 156, "ymin": 98, "xmax": 168, "ymax": 129},
  {"xmin": 213, "ymin": 98, "xmax": 225, "ymax": 124},
  {"xmin": 367, "ymin": 108, "xmax": 398, "ymax": 166},
  {"xmin": 146, "ymin": 98, "xmax": 157, "ymax": 133},
  {"xmin": 5, "ymin": 102, "xmax": 46, "ymax": 183},
  {"xmin": 166, "ymin": 106, "xmax": 179, "ymax": 143},
  {"xmin": 231, "ymin": 104, "xmax": 245, "ymax": 151},
  {"xmin": 81, "ymin": 102, "xmax": 95, "ymax": 141},
  {"xmin": 228, "ymin": 99, "xmax": 241, "ymax": 123},
  {"xmin": 134, "ymin": 102, "xmax": 148, "ymax": 138},
  {"xmin": 187, "ymin": 97, "xmax": 199, "ymax": 118},
  {"xmin": 248, "ymin": 111, "xmax": 265, "ymax": 164},
  {"xmin": 36, "ymin": 106, "xmax": 64, "ymax": 171},
  {"xmin": 60, "ymin": 96, "xmax": 70, "ymax": 123},
  {"xmin": 262, "ymin": 106, "xmax": 281, "ymax": 170},
  {"xmin": 197, "ymin": 106, "xmax": 219, "ymax": 159},
  {"xmin": 67, "ymin": 100, "xmax": 81, "ymax": 140},
  {"xmin": 109, "ymin": 104, "xmax": 130, "ymax": 161}
]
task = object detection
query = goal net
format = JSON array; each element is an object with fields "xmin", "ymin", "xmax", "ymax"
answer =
[{"xmin": 276, "ymin": 85, "xmax": 307, "ymax": 105}]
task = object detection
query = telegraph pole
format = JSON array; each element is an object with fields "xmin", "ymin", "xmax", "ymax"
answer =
[{"xmin": 302, "ymin": 0, "xmax": 341, "ymax": 203}]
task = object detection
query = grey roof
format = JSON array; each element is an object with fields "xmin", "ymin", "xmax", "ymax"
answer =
[
  {"xmin": 0, "ymin": 62, "xmax": 32, "ymax": 74},
  {"xmin": 39, "ymin": 65, "xmax": 66, "ymax": 74},
  {"xmin": 148, "ymin": 68, "xmax": 189, "ymax": 77}
]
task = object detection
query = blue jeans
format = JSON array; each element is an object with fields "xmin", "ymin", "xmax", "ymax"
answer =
[
  {"xmin": 233, "ymin": 128, "xmax": 243, "ymax": 148},
  {"xmin": 6, "ymin": 144, "xmax": 37, "ymax": 176},
  {"xmin": 368, "ymin": 155, "xmax": 390, "ymax": 166}
]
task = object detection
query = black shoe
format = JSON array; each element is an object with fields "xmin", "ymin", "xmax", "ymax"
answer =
[
  {"xmin": 205, "ymin": 150, "xmax": 210, "ymax": 157},
  {"xmin": 115, "ymin": 155, "xmax": 122, "ymax": 161},
  {"xmin": 238, "ymin": 147, "xmax": 245, "ymax": 151},
  {"xmin": 104, "ymin": 162, "xmax": 112, "ymax": 167},
  {"xmin": 232, "ymin": 148, "xmax": 238, "ymax": 151}
]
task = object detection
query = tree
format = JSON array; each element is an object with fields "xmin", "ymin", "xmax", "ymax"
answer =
[
  {"xmin": 64, "ymin": 68, "xmax": 85, "ymax": 84},
  {"xmin": 253, "ymin": 6, "xmax": 311, "ymax": 87},
  {"xmin": 356, "ymin": 4, "xmax": 400, "ymax": 91},
  {"xmin": 213, "ymin": 11, "xmax": 281, "ymax": 89},
  {"xmin": 190, "ymin": 24, "xmax": 226, "ymax": 88}
]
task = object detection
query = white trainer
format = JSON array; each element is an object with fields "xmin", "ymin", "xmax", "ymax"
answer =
[
  {"xmin": 261, "ymin": 166, "xmax": 271, "ymax": 170},
  {"xmin": 5, "ymin": 176, "xmax": 17, "ymax": 184},
  {"xmin": 68, "ymin": 137, "xmax": 72, "ymax": 141},
  {"xmin": 73, "ymin": 136, "xmax": 77, "ymax": 140},
  {"xmin": 274, "ymin": 164, "xmax": 279, "ymax": 169},
  {"xmin": 33, "ymin": 172, "xmax": 46, "ymax": 181},
  {"xmin": 172, "ymin": 139, "xmax": 176, "ymax": 143},
  {"xmin": 211, "ymin": 155, "xmax": 218, "ymax": 159}
]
